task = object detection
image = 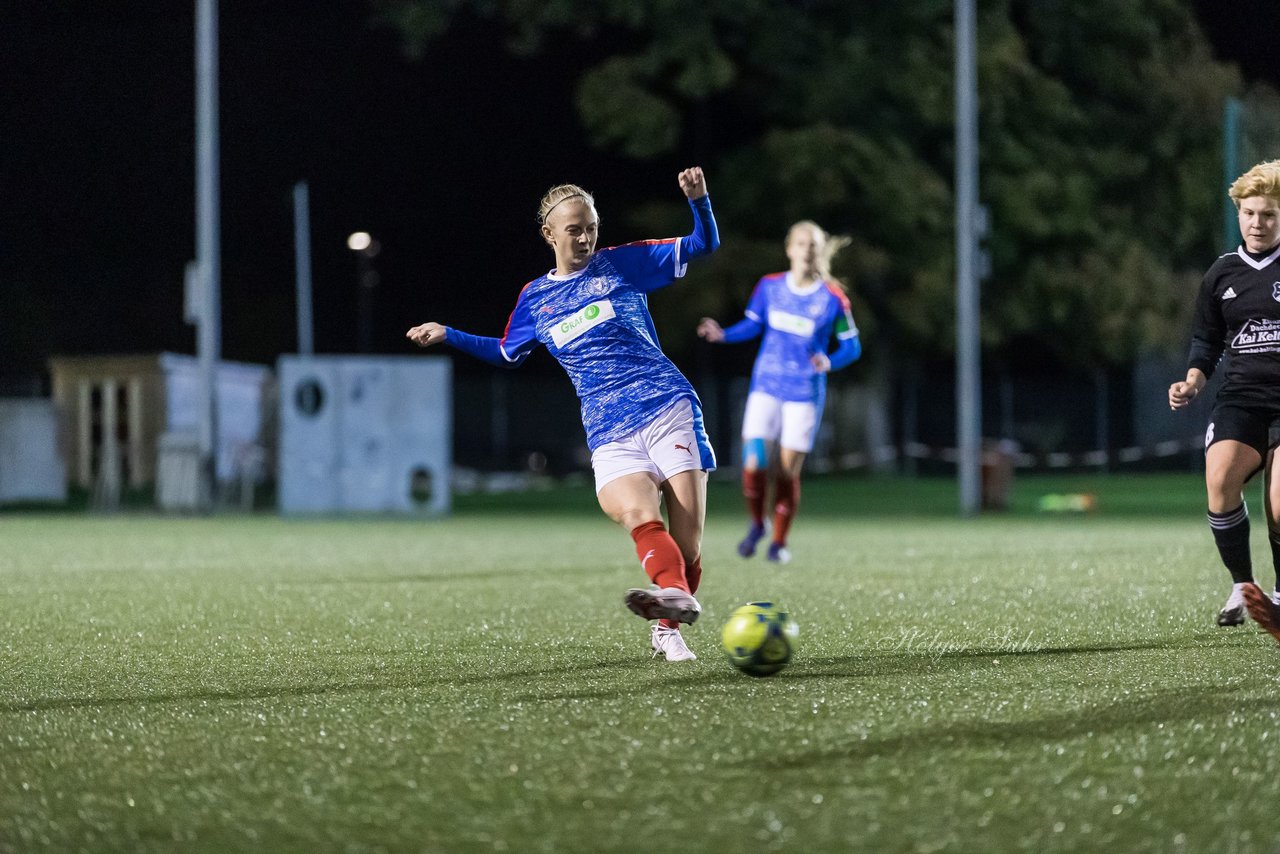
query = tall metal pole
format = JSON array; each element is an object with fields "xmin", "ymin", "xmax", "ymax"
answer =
[
  {"xmin": 955, "ymin": 0, "xmax": 982, "ymax": 516},
  {"xmin": 293, "ymin": 181, "xmax": 314, "ymax": 356},
  {"xmin": 195, "ymin": 0, "xmax": 221, "ymax": 507},
  {"xmin": 1222, "ymin": 96, "xmax": 1241, "ymax": 253}
]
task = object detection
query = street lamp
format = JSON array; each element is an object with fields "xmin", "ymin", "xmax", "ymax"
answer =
[{"xmin": 346, "ymin": 232, "xmax": 381, "ymax": 353}]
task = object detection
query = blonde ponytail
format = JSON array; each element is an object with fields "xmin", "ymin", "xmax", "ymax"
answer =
[{"xmin": 787, "ymin": 220, "xmax": 851, "ymax": 290}]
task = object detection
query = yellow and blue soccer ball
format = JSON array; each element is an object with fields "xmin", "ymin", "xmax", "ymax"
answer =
[{"xmin": 721, "ymin": 601, "xmax": 799, "ymax": 677}]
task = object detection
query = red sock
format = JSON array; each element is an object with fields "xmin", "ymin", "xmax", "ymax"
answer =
[
  {"xmin": 743, "ymin": 468, "xmax": 767, "ymax": 526},
  {"xmin": 685, "ymin": 555, "xmax": 702, "ymax": 595},
  {"xmin": 631, "ymin": 520, "xmax": 688, "ymax": 592},
  {"xmin": 659, "ymin": 555, "xmax": 700, "ymax": 631},
  {"xmin": 772, "ymin": 474, "xmax": 800, "ymax": 545}
]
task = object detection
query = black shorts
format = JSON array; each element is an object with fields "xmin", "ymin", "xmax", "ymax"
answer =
[{"xmin": 1205, "ymin": 401, "xmax": 1280, "ymax": 461}]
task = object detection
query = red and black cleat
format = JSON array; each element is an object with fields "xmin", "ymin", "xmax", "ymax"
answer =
[{"xmin": 1243, "ymin": 583, "xmax": 1280, "ymax": 645}]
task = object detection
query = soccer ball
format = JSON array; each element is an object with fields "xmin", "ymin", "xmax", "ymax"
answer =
[{"xmin": 721, "ymin": 601, "xmax": 799, "ymax": 677}]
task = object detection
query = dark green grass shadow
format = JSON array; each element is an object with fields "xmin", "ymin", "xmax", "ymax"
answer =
[
  {"xmin": 792, "ymin": 638, "xmax": 1175, "ymax": 679},
  {"xmin": 0, "ymin": 681, "xmax": 409, "ymax": 716},
  {"xmin": 748, "ymin": 684, "xmax": 1270, "ymax": 769},
  {"xmin": 0, "ymin": 658, "xmax": 652, "ymax": 715},
  {"xmin": 781, "ymin": 632, "xmax": 1258, "ymax": 682},
  {"xmin": 291, "ymin": 565, "xmax": 603, "ymax": 586}
]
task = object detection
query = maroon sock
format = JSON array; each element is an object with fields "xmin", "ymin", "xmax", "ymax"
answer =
[
  {"xmin": 772, "ymin": 474, "xmax": 800, "ymax": 545},
  {"xmin": 659, "ymin": 555, "xmax": 702, "ymax": 630},
  {"xmin": 743, "ymin": 468, "xmax": 767, "ymax": 526},
  {"xmin": 685, "ymin": 555, "xmax": 702, "ymax": 595}
]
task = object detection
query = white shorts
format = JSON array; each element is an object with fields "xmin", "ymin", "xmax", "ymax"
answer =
[
  {"xmin": 742, "ymin": 390, "xmax": 819, "ymax": 453},
  {"xmin": 591, "ymin": 398, "xmax": 717, "ymax": 493}
]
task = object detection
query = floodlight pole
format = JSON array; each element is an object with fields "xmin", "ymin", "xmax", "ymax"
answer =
[
  {"xmin": 1222, "ymin": 96, "xmax": 1241, "ymax": 253},
  {"xmin": 195, "ymin": 0, "xmax": 222, "ymax": 509},
  {"xmin": 955, "ymin": 0, "xmax": 982, "ymax": 516},
  {"xmin": 293, "ymin": 181, "xmax": 314, "ymax": 356},
  {"xmin": 194, "ymin": 0, "xmax": 223, "ymax": 508}
]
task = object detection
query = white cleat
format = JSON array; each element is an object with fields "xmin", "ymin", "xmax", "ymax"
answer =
[
  {"xmin": 624, "ymin": 586, "xmax": 702, "ymax": 625},
  {"xmin": 1217, "ymin": 582, "xmax": 1248, "ymax": 627},
  {"xmin": 651, "ymin": 625, "xmax": 697, "ymax": 661}
]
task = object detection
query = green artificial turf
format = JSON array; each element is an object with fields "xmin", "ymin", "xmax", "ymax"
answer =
[{"xmin": 3, "ymin": 474, "xmax": 1279, "ymax": 853}]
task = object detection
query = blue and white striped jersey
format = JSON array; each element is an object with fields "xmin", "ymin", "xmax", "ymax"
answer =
[
  {"xmin": 498, "ymin": 240, "xmax": 697, "ymax": 449},
  {"xmin": 738, "ymin": 273, "xmax": 860, "ymax": 403},
  {"xmin": 442, "ymin": 195, "xmax": 719, "ymax": 450}
]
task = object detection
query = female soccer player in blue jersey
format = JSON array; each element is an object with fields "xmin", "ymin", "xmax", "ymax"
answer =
[
  {"xmin": 1169, "ymin": 159, "xmax": 1280, "ymax": 641},
  {"xmin": 407, "ymin": 168, "xmax": 718, "ymax": 662},
  {"xmin": 698, "ymin": 220, "xmax": 862, "ymax": 564}
]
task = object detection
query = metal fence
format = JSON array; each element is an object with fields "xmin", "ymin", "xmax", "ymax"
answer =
[{"xmin": 448, "ymin": 353, "xmax": 1208, "ymax": 481}]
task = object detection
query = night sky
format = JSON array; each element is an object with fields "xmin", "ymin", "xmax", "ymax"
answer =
[{"xmin": 3, "ymin": 1, "xmax": 1278, "ymax": 387}]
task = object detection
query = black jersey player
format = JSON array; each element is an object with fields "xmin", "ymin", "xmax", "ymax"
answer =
[{"xmin": 1169, "ymin": 159, "xmax": 1280, "ymax": 641}]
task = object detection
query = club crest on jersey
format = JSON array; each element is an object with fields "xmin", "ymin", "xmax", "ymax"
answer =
[
  {"xmin": 584, "ymin": 276, "xmax": 611, "ymax": 296},
  {"xmin": 550, "ymin": 299, "xmax": 615, "ymax": 348},
  {"xmin": 1273, "ymin": 282, "xmax": 1280, "ymax": 302}
]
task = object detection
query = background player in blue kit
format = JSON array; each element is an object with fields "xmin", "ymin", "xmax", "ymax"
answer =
[
  {"xmin": 698, "ymin": 220, "xmax": 862, "ymax": 564},
  {"xmin": 407, "ymin": 168, "xmax": 719, "ymax": 662},
  {"xmin": 1169, "ymin": 159, "xmax": 1280, "ymax": 641}
]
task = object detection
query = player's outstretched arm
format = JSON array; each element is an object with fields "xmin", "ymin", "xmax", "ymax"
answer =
[
  {"xmin": 406, "ymin": 322, "xmax": 447, "ymax": 348},
  {"xmin": 702, "ymin": 314, "xmax": 762, "ymax": 345},
  {"xmin": 696, "ymin": 317, "xmax": 725, "ymax": 342},
  {"xmin": 407, "ymin": 320, "xmax": 526, "ymax": 368}
]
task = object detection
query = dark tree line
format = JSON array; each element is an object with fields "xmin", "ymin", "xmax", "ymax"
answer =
[{"xmin": 376, "ymin": 0, "xmax": 1260, "ymax": 372}]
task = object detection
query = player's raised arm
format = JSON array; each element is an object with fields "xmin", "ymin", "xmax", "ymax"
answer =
[
  {"xmin": 678, "ymin": 167, "xmax": 707, "ymax": 200},
  {"xmin": 677, "ymin": 167, "xmax": 719, "ymax": 262}
]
